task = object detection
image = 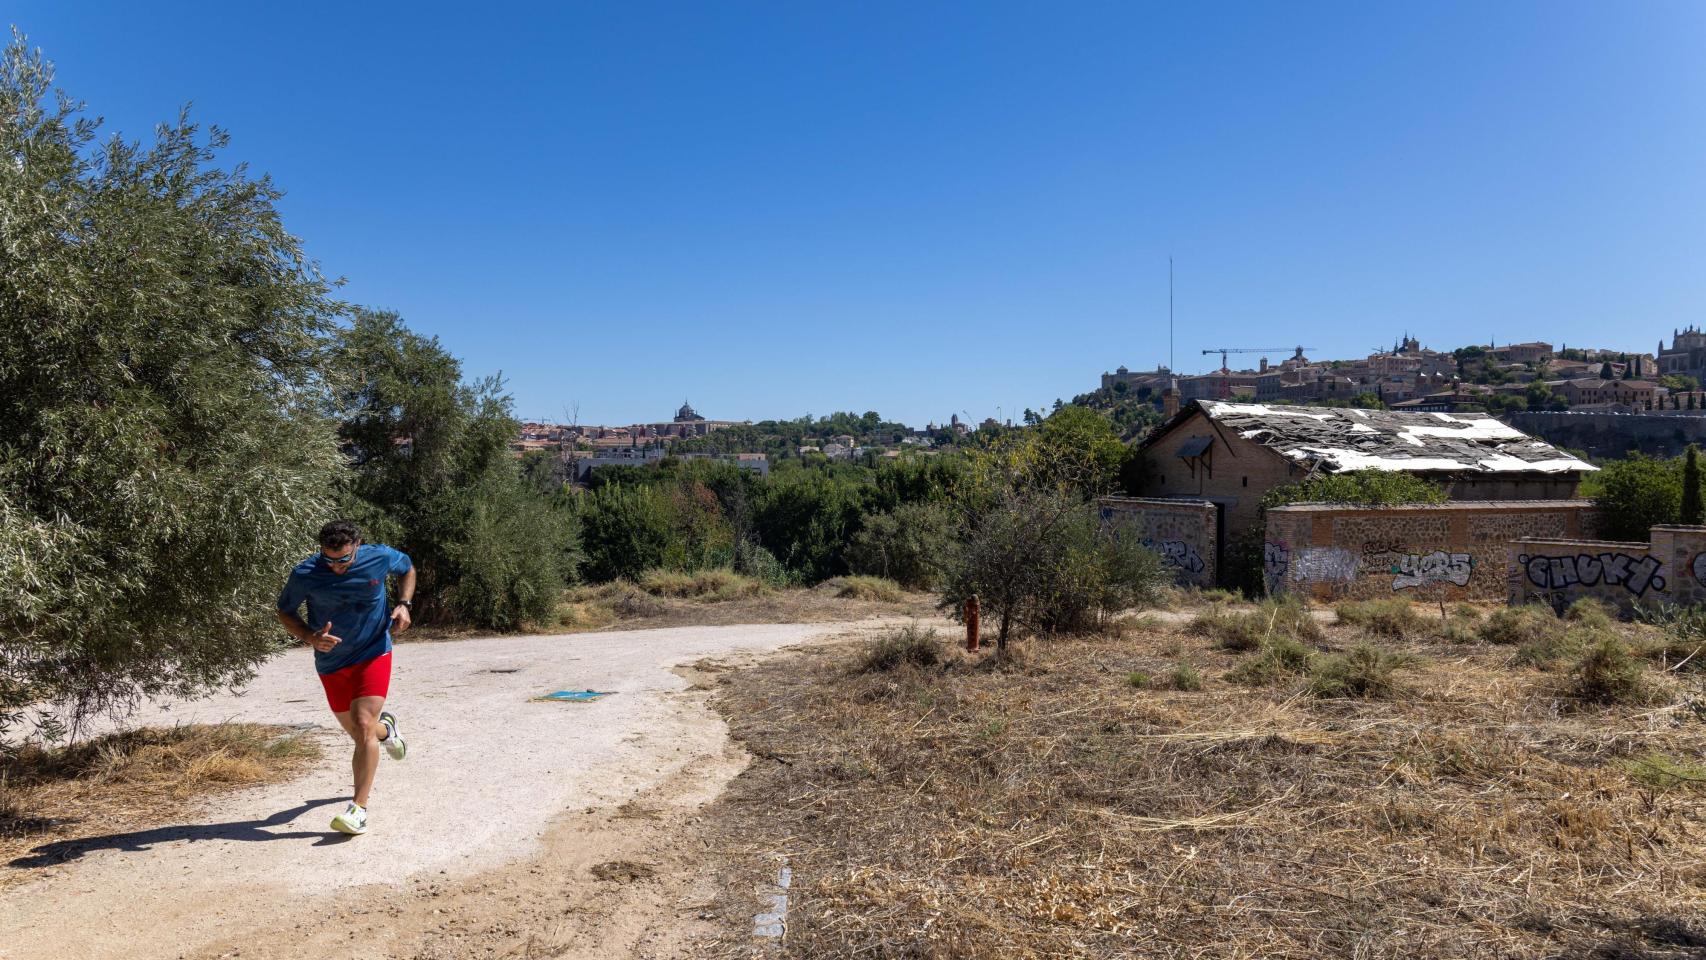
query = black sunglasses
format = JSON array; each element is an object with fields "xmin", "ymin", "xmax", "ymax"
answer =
[{"xmin": 321, "ymin": 547, "xmax": 357, "ymax": 565}]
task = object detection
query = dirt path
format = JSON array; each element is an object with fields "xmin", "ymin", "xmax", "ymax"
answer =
[{"xmin": 0, "ymin": 621, "xmax": 904, "ymax": 960}]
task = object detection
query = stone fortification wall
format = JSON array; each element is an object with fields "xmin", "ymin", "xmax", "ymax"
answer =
[
  {"xmin": 1265, "ymin": 500, "xmax": 1598, "ymax": 602},
  {"xmin": 1509, "ymin": 411, "xmax": 1706, "ymax": 460},
  {"xmin": 1098, "ymin": 497, "xmax": 1217, "ymax": 587}
]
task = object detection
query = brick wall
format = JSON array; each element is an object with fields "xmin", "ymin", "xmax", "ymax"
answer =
[
  {"xmin": 1141, "ymin": 411, "xmax": 1305, "ymax": 545},
  {"xmin": 1508, "ymin": 525, "xmax": 1706, "ymax": 613},
  {"xmin": 1098, "ymin": 497, "xmax": 1218, "ymax": 587},
  {"xmin": 1265, "ymin": 500, "xmax": 1599, "ymax": 601}
]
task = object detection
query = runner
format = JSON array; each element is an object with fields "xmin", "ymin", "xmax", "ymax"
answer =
[{"xmin": 275, "ymin": 520, "xmax": 416, "ymax": 835}]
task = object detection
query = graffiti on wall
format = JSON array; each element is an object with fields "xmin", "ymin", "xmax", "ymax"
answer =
[
  {"xmin": 1289, "ymin": 547, "xmax": 1360, "ymax": 584},
  {"xmin": 1390, "ymin": 551, "xmax": 1474, "ymax": 590},
  {"xmin": 1142, "ymin": 538, "xmax": 1205, "ymax": 574},
  {"xmin": 1693, "ymin": 552, "xmax": 1706, "ymax": 589},
  {"xmin": 1263, "ymin": 541, "xmax": 1290, "ymax": 591},
  {"xmin": 1518, "ymin": 552, "xmax": 1666, "ymax": 597}
]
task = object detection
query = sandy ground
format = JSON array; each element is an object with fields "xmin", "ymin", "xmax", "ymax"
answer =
[{"xmin": 0, "ymin": 621, "xmax": 899, "ymax": 960}]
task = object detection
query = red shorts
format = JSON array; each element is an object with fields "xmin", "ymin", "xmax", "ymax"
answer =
[{"xmin": 318, "ymin": 652, "xmax": 392, "ymax": 713}]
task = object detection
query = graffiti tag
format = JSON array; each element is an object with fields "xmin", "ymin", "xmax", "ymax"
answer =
[
  {"xmin": 1142, "ymin": 538, "xmax": 1205, "ymax": 574},
  {"xmin": 1263, "ymin": 541, "xmax": 1290, "ymax": 592},
  {"xmin": 1389, "ymin": 551, "xmax": 1473, "ymax": 589},
  {"xmin": 1290, "ymin": 547, "xmax": 1360, "ymax": 584},
  {"xmin": 1693, "ymin": 552, "xmax": 1706, "ymax": 589},
  {"xmin": 1518, "ymin": 552, "xmax": 1666, "ymax": 597}
]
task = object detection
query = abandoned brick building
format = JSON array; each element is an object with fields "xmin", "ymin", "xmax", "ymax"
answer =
[{"xmin": 1137, "ymin": 400, "xmax": 1597, "ymax": 553}]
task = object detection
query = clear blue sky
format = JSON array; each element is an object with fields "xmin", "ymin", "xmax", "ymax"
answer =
[{"xmin": 17, "ymin": 2, "xmax": 1706, "ymax": 426}]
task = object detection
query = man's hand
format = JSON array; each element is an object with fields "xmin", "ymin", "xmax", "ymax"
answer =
[
  {"xmin": 390, "ymin": 604, "xmax": 412, "ymax": 634},
  {"xmin": 309, "ymin": 621, "xmax": 342, "ymax": 653}
]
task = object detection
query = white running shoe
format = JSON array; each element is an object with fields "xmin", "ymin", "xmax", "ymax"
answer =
[
  {"xmin": 330, "ymin": 802, "xmax": 368, "ymax": 835},
  {"xmin": 378, "ymin": 710, "xmax": 407, "ymax": 760}
]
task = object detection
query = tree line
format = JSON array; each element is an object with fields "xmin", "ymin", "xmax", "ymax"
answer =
[{"xmin": 0, "ymin": 36, "xmax": 1167, "ymax": 734}]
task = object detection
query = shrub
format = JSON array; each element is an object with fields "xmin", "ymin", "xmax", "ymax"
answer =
[
  {"xmin": 857, "ymin": 625, "xmax": 942, "ymax": 673},
  {"xmin": 1567, "ymin": 637, "xmax": 1649, "ymax": 705},
  {"xmin": 1126, "ymin": 671, "xmax": 1151, "ymax": 689},
  {"xmin": 1192, "ymin": 598, "xmax": 1321, "ymax": 651},
  {"xmin": 1592, "ymin": 454, "xmax": 1682, "ymax": 542},
  {"xmin": 1625, "ymin": 751, "xmax": 1706, "ymax": 790},
  {"xmin": 1334, "ymin": 599, "xmax": 1425, "ymax": 639},
  {"xmin": 1227, "ymin": 636, "xmax": 1314, "ymax": 685},
  {"xmin": 939, "ymin": 491, "xmax": 1170, "ymax": 651},
  {"xmin": 1308, "ymin": 644, "xmax": 1406, "ymax": 698},
  {"xmin": 845, "ymin": 502, "xmax": 955, "ymax": 590},
  {"xmin": 1478, "ymin": 605, "xmax": 1563, "ymax": 646},
  {"xmin": 1165, "ymin": 664, "xmax": 1203, "ymax": 691},
  {"xmin": 1564, "ymin": 598, "xmax": 1614, "ymax": 627},
  {"xmin": 836, "ymin": 575, "xmax": 906, "ymax": 603}
]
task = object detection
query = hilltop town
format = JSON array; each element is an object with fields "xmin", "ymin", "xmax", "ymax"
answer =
[{"xmin": 515, "ymin": 327, "xmax": 1706, "ymax": 468}]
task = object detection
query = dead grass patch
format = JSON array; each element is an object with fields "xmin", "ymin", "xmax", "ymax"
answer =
[
  {"xmin": 549, "ymin": 580, "xmax": 937, "ymax": 633},
  {"xmin": 696, "ymin": 598, "xmax": 1706, "ymax": 958},
  {"xmin": 1, "ymin": 723, "xmax": 320, "ymax": 885}
]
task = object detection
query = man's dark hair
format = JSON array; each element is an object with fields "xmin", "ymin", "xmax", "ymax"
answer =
[{"xmin": 317, "ymin": 520, "xmax": 361, "ymax": 550}]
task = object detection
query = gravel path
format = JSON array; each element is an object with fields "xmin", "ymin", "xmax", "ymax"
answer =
[{"xmin": 0, "ymin": 622, "xmax": 864, "ymax": 960}]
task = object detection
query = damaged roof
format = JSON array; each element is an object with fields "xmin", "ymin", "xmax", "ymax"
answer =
[{"xmin": 1153, "ymin": 401, "xmax": 1597, "ymax": 475}]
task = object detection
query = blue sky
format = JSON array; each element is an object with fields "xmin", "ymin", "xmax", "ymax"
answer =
[{"xmin": 18, "ymin": 2, "xmax": 1706, "ymax": 426}]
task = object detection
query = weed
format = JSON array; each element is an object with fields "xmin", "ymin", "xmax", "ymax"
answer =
[
  {"xmin": 1566, "ymin": 637, "xmax": 1650, "ymax": 705},
  {"xmin": 638, "ymin": 567, "xmax": 765, "ymax": 601},
  {"xmin": 1478, "ymin": 605, "xmax": 1562, "ymax": 646},
  {"xmin": 1165, "ymin": 663, "xmax": 1203, "ymax": 691},
  {"xmin": 1334, "ymin": 599, "xmax": 1424, "ymax": 639},
  {"xmin": 1309, "ymin": 644, "xmax": 1407, "ymax": 698},
  {"xmin": 856, "ymin": 624, "xmax": 942, "ymax": 673},
  {"xmin": 1564, "ymin": 597, "xmax": 1615, "ymax": 627},
  {"xmin": 1625, "ymin": 751, "xmax": 1706, "ymax": 790},
  {"xmin": 1126, "ymin": 671, "xmax": 1151, "ymax": 689},
  {"xmin": 1191, "ymin": 597, "xmax": 1320, "ymax": 652},
  {"xmin": 1226, "ymin": 635, "xmax": 1314, "ymax": 686},
  {"xmin": 834, "ymin": 576, "xmax": 906, "ymax": 603}
]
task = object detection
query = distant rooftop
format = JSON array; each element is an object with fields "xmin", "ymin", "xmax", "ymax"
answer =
[{"xmin": 1162, "ymin": 400, "xmax": 1596, "ymax": 475}]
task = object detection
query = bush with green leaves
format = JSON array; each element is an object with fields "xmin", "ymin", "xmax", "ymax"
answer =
[
  {"xmin": 939, "ymin": 490, "xmax": 1170, "ymax": 652},
  {"xmin": 0, "ymin": 37, "xmax": 344, "ymax": 728},
  {"xmin": 845, "ymin": 501, "xmax": 955, "ymax": 590},
  {"xmin": 332, "ymin": 311, "xmax": 578, "ymax": 629},
  {"xmin": 1591, "ymin": 454, "xmax": 1682, "ymax": 542}
]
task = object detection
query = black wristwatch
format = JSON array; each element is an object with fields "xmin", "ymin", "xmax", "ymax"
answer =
[{"xmin": 397, "ymin": 599, "xmax": 413, "ymax": 609}]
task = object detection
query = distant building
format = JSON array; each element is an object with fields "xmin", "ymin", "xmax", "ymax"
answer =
[
  {"xmin": 1658, "ymin": 327, "xmax": 1706, "ymax": 383},
  {"xmin": 1136, "ymin": 400, "xmax": 1594, "ymax": 543},
  {"xmin": 1547, "ymin": 378, "xmax": 1659, "ymax": 408},
  {"xmin": 1489, "ymin": 341, "xmax": 1554, "ymax": 364}
]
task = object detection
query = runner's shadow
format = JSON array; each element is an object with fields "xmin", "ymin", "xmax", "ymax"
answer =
[{"xmin": 8, "ymin": 796, "xmax": 354, "ymax": 869}]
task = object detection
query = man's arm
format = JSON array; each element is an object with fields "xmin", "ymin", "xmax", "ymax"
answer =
[
  {"xmin": 390, "ymin": 565, "xmax": 417, "ymax": 634},
  {"xmin": 278, "ymin": 609, "xmax": 343, "ymax": 652}
]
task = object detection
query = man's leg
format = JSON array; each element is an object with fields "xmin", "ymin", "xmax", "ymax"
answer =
[{"xmin": 340, "ymin": 695, "xmax": 387, "ymax": 808}]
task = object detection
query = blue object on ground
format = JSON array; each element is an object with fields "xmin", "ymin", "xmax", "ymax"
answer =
[{"xmin": 531, "ymin": 689, "xmax": 615, "ymax": 702}]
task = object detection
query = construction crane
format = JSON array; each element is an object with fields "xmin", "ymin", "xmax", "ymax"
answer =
[{"xmin": 1199, "ymin": 346, "xmax": 1317, "ymax": 399}]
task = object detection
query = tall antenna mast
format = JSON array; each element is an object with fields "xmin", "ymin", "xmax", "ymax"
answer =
[{"xmin": 1169, "ymin": 255, "xmax": 1174, "ymax": 371}]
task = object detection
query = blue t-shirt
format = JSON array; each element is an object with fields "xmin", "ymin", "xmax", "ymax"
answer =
[{"xmin": 277, "ymin": 544, "xmax": 414, "ymax": 675}]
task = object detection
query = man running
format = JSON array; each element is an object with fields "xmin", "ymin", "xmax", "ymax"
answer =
[{"xmin": 276, "ymin": 520, "xmax": 416, "ymax": 835}]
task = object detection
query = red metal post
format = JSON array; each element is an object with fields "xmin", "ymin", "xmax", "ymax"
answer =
[{"xmin": 965, "ymin": 594, "xmax": 980, "ymax": 652}]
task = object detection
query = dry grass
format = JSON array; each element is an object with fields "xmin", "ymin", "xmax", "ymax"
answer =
[
  {"xmin": 829, "ymin": 575, "xmax": 907, "ymax": 603},
  {"xmin": 637, "ymin": 567, "xmax": 767, "ymax": 601},
  {"xmin": 549, "ymin": 578, "xmax": 937, "ymax": 634},
  {"xmin": 698, "ymin": 600, "xmax": 1706, "ymax": 959},
  {"xmin": 1, "ymin": 724, "xmax": 320, "ymax": 885}
]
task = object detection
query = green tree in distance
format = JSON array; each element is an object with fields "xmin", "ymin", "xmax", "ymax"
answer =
[{"xmin": 1682, "ymin": 446, "xmax": 1703, "ymax": 526}]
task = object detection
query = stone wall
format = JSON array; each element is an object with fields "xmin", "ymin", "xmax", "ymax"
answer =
[
  {"xmin": 1508, "ymin": 525, "xmax": 1706, "ymax": 613},
  {"xmin": 1098, "ymin": 497, "xmax": 1218, "ymax": 587},
  {"xmin": 1509, "ymin": 410, "xmax": 1706, "ymax": 460},
  {"xmin": 1265, "ymin": 500, "xmax": 1598, "ymax": 602}
]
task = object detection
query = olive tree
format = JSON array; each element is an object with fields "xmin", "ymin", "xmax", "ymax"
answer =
[{"xmin": 0, "ymin": 35, "xmax": 343, "ymax": 733}]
